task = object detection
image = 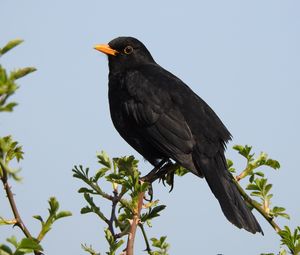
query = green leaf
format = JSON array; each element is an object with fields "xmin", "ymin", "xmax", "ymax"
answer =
[
  {"xmin": 279, "ymin": 226, "xmax": 300, "ymax": 254},
  {"xmin": 226, "ymin": 159, "xmax": 236, "ymax": 173},
  {"xmin": 0, "ymin": 39, "xmax": 23, "ymax": 56},
  {"xmin": 94, "ymin": 167, "xmax": 109, "ymax": 181},
  {"xmin": 0, "ymin": 102, "xmax": 18, "ymax": 112},
  {"xmin": 265, "ymin": 159, "xmax": 280, "ymax": 169},
  {"xmin": 32, "ymin": 215, "xmax": 43, "ymax": 223},
  {"xmin": 10, "ymin": 67, "xmax": 36, "ymax": 80},
  {"xmin": 150, "ymin": 236, "xmax": 170, "ymax": 255},
  {"xmin": 104, "ymin": 228, "xmax": 114, "ymax": 245},
  {"xmin": 55, "ymin": 211, "xmax": 72, "ymax": 220},
  {"xmin": 6, "ymin": 236, "xmax": 18, "ymax": 248},
  {"xmin": 250, "ymin": 191, "xmax": 262, "ymax": 197},
  {"xmin": 246, "ymin": 183, "xmax": 260, "ymax": 191},
  {"xmin": 81, "ymin": 206, "xmax": 92, "ymax": 214},
  {"xmin": 272, "ymin": 207, "xmax": 286, "ymax": 213},
  {"xmin": 270, "ymin": 206, "xmax": 290, "ymax": 219},
  {"xmin": 97, "ymin": 151, "xmax": 111, "ymax": 168},
  {"xmin": 81, "ymin": 244, "xmax": 100, "ymax": 255},
  {"xmin": 0, "ymin": 217, "xmax": 16, "ymax": 225},
  {"xmin": 233, "ymin": 145, "xmax": 253, "ymax": 160},
  {"xmin": 147, "ymin": 205, "xmax": 166, "ymax": 220},
  {"xmin": 279, "ymin": 250, "xmax": 288, "ymax": 255},
  {"xmin": 16, "ymin": 238, "xmax": 43, "ymax": 252},
  {"xmin": 0, "ymin": 244, "xmax": 13, "ymax": 255},
  {"xmin": 279, "ymin": 213, "xmax": 290, "ymax": 220},
  {"xmin": 255, "ymin": 171, "xmax": 265, "ymax": 177},
  {"xmin": 35, "ymin": 197, "xmax": 71, "ymax": 242},
  {"xmin": 48, "ymin": 197, "xmax": 59, "ymax": 214},
  {"xmin": 72, "ymin": 165, "xmax": 90, "ymax": 180},
  {"xmin": 264, "ymin": 183, "xmax": 272, "ymax": 195},
  {"xmin": 78, "ymin": 187, "xmax": 94, "ymax": 193},
  {"xmin": 249, "ymin": 174, "xmax": 255, "ymax": 183},
  {"xmin": 0, "ymin": 136, "xmax": 24, "ymax": 162}
]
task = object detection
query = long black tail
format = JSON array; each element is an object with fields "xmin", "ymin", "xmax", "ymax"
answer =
[{"xmin": 193, "ymin": 149, "xmax": 263, "ymax": 234}]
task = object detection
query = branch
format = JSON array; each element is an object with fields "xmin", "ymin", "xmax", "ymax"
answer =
[
  {"xmin": 0, "ymin": 160, "xmax": 43, "ymax": 255},
  {"xmin": 108, "ymin": 189, "xmax": 119, "ymax": 237},
  {"xmin": 125, "ymin": 190, "xmax": 145, "ymax": 255},
  {"xmin": 233, "ymin": 177, "xmax": 282, "ymax": 233},
  {"xmin": 139, "ymin": 223, "xmax": 152, "ymax": 254}
]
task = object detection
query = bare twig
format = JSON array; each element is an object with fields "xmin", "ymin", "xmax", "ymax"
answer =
[
  {"xmin": 0, "ymin": 160, "xmax": 43, "ymax": 255},
  {"xmin": 139, "ymin": 223, "xmax": 152, "ymax": 254},
  {"xmin": 109, "ymin": 189, "xmax": 119, "ymax": 237},
  {"xmin": 0, "ymin": 160, "xmax": 32, "ymax": 237}
]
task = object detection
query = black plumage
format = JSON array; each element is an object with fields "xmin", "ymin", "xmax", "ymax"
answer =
[{"xmin": 94, "ymin": 36, "xmax": 263, "ymax": 234}]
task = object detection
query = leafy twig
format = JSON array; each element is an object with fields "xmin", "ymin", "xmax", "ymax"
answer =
[
  {"xmin": 233, "ymin": 178, "xmax": 281, "ymax": 232},
  {"xmin": 74, "ymin": 152, "xmax": 168, "ymax": 255},
  {"xmin": 232, "ymin": 145, "xmax": 299, "ymax": 255}
]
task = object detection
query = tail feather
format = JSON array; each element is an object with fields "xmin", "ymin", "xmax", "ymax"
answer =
[{"xmin": 193, "ymin": 149, "xmax": 263, "ymax": 234}]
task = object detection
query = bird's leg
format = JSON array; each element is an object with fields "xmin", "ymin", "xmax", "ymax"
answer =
[
  {"xmin": 140, "ymin": 159, "xmax": 168, "ymax": 183},
  {"xmin": 141, "ymin": 159, "xmax": 169, "ymax": 202},
  {"xmin": 141, "ymin": 160, "xmax": 180, "ymax": 200}
]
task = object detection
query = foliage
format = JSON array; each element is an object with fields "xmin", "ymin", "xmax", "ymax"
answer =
[
  {"xmin": 0, "ymin": 39, "xmax": 71, "ymax": 255},
  {"xmin": 33, "ymin": 197, "xmax": 72, "ymax": 242},
  {"xmin": 73, "ymin": 144, "xmax": 299, "ymax": 255},
  {"xmin": 0, "ymin": 236, "xmax": 43, "ymax": 255},
  {"xmin": 150, "ymin": 236, "xmax": 169, "ymax": 255},
  {"xmin": 0, "ymin": 39, "xmax": 36, "ymax": 113},
  {"xmin": 231, "ymin": 145, "xmax": 299, "ymax": 255},
  {"xmin": 73, "ymin": 152, "xmax": 170, "ymax": 255}
]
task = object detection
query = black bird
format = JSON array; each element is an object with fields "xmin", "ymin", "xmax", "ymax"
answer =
[{"xmin": 94, "ymin": 36, "xmax": 262, "ymax": 234}]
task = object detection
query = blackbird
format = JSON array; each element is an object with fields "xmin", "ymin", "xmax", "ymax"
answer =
[{"xmin": 94, "ymin": 36, "xmax": 262, "ymax": 234}]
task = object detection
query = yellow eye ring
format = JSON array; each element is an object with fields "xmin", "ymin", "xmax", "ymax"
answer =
[{"xmin": 124, "ymin": 46, "xmax": 133, "ymax": 55}]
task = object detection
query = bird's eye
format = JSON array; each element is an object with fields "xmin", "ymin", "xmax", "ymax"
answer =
[{"xmin": 124, "ymin": 46, "xmax": 133, "ymax": 55}]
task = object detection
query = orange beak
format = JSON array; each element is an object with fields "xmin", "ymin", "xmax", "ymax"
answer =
[{"xmin": 94, "ymin": 44, "xmax": 118, "ymax": 56}]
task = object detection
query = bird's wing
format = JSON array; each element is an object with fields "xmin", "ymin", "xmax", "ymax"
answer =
[
  {"xmin": 123, "ymin": 67, "xmax": 195, "ymax": 159},
  {"xmin": 135, "ymin": 64, "xmax": 231, "ymax": 152}
]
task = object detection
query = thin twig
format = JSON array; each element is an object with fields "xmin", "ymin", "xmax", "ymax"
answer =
[
  {"xmin": 0, "ymin": 160, "xmax": 43, "ymax": 255},
  {"xmin": 115, "ymin": 225, "xmax": 131, "ymax": 239},
  {"xmin": 139, "ymin": 223, "xmax": 152, "ymax": 254},
  {"xmin": 109, "ymin": 189, "xmax": 119, "ymax": 238},
  {"xmin": 233, "ymin": 178, "xmax": 282, "ymax": 233},
  {"xmin": 0, "ymin": 160, "xmax": 32, "ymax": 237}
]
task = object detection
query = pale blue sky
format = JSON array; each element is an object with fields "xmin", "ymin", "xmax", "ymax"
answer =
[{"xmin": 1, "ymin": 1, "xmax": 300, "ymax": 254}]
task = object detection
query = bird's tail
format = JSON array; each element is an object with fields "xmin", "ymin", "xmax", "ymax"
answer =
[{"xmin": 193, "ymin": 148, "xmax": 263, "ymax": 234}]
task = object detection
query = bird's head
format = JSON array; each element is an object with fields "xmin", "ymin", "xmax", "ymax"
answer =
[{"xmin": 94, "ymin": 37, "xmax": 155, "ymax": 73}]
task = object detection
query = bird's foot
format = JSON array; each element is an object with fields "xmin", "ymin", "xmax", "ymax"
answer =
[
  {"xmin": 140, "ymin": 159, "xmax": 169, "ymax": 183},
  {"xmin": 160, "ymin": 170, "xmax": 175, "ymax": 192}
]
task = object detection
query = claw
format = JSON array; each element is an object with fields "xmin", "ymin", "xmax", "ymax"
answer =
[{"xmin": 144, "ymin": 183, "xmax": 153, "ymax": 202}]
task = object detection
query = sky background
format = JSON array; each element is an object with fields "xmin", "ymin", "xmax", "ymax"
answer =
[{"xmin": 1, "ymin": 0, "xmax": 300, "ymax": 254}]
